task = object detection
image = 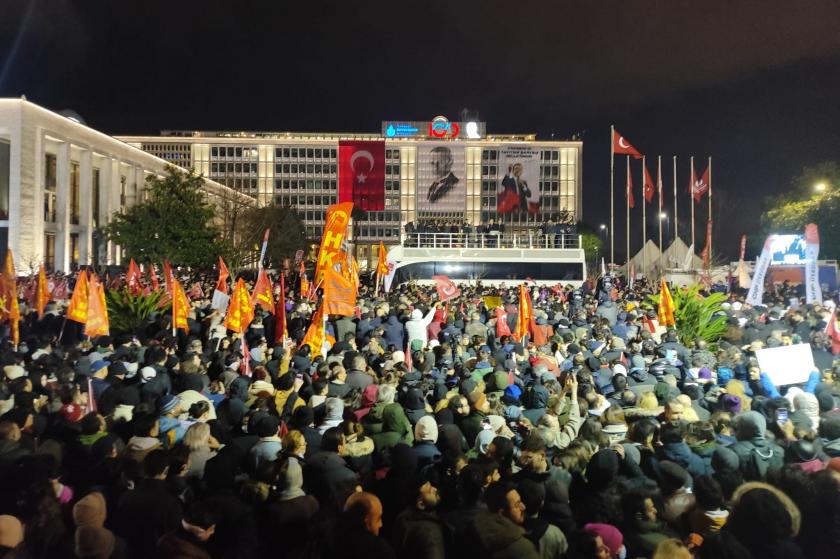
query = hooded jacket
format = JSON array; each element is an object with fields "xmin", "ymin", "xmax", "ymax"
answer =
[
  {"xmin": 406, "ymin": 308, "xmax": 437, "ymax": 347},
  {"xmin": 658, "ymin": 441, "xmax": 712, "ymax": 479},
  {"xmin": 371, "ymin": 404, "xmax": 415, "ymax": 451},
  {"xmin": 729, "ymin": 411, "xmax": 784, "ymax": 480},
  {"xmin": 384, "ymin": 315, "xmax": 405, "ymax": 350},
  {"xmin": 304, "ymin": 450, "xmax": 358, "ymax": 506}
]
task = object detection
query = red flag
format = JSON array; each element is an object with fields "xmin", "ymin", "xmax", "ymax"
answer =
[
  {"xmin": 405, "ymin": 342, "xmax": 413, "ymax": 372},
  {"xmin": 497, "ymin": 188, "xmax": 520, "ymax": 214},
  {"xmin": 251, "ymin": 269, "xmax": 275, "ymax": 314},
  {"xmin": 691, "ymin": 165, "xmax": 710, "ymax": 203},
  {"xmin": 215, "ymin": 256, "xmax": 230, "ymax": 294},
  {"xmin": 643, "ymin": 162, "xmax": 655, "ymax": 204},
  {"xmin": 626, "ymin": 167, "xmax": 635, "ymax": 209},
  {"xmin": 162, "ymin": 260, "xmax": 174, "ymax": 294},
  {"xmin": 240, "ymin": 336, "xmax": 252, "ymax": 377},
  {"xmin": 495, "ymin": 307, "xmax": 512, "ymax": 338},
  {"xmin": 126, "ymin": 258, "xmax": 143, "ymax": 295},
  {"xmin": 656, "ymin": 162, "xmax": 664, "ymax": 209},
  {"xmin": 171, "ymin": 277, "xmax": 190, "ymax": 332},
  {"xmin": 700, "ymin": 220, "xmax": 713, "ymax": 268},
  {"xmin": 149, "ymin": 264, "xmax": 160, "ymax": 291},
  {"xmin": 274, "ymin": 274, "xmax": 288, "ymax": 344},
  {"xmin": 825, "ymin": 310, "xmax": 840, "ymax": 354},
  {"xmin": 338, "ymin": 141, "xmax": 385, "ymax": 211},
  {"xmin": 613, "ymin": 130, "xmax": 643, "ymax": 159},
  {"xmin": 432, "ymin": 275, "xmax": 461, "ymax": 302}
]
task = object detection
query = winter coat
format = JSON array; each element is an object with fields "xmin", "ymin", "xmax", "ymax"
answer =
[
  {"xmin": 622, "ymin": 519, "xmax": 674, "ymax": 559},
  {"xmin": 335, "ymin": 316, "xmax": 357, "ymax": 342},
  {"xmin": 371, "ymin": 404, "xmax": 415, "ymax": 451},
  {"xmin": 728, "ymin": 437, "xmax": 785, "ymax": 480},
  {"xmin": 384, "ymin": 316, "xmax": 405, "ymax": 350},
  {"xmin": 469, "ymin": 510, "xmax": 541, "ymax": 559},
  {"xmin": 304, "ymin": 450, "xmax": 359, "ymax": 507},
  {"xmin": 392, "ymin": 508, "xmax": 447, "ymax": 559},
  {"xmin": 657, "ymin": 441, "xmax": 712, "ymax": 479},
  {"xmin": 595, "ymin": 301, "xmax": 618, "ymax": 326},
  {"xmin": 406, "ymin": 308, "xmax": 437, "ymax": 347},
  {"xmin": 523, "ymin": 517, "xmax": 568, "ymax": 559}
]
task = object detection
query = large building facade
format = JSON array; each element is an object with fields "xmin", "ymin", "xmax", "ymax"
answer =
[
  {"xmin": 0, "ymin": 98, "xmax": 247, "ymax": 272},
  {"xmin": 119, "ymin": 117, "xmax": 582, "ymax": 267}
]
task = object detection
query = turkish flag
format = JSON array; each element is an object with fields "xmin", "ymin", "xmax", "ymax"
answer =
[
  {"xmin": 339, "ymin": 141, "xmax": 385, "ymax": 211},
  {"xmin": 433, "ymin": 275, "xmax": 461, "ymax": 302},
  {"xmin": 626, "ymin": 168, "xmax": 635, "ymax": 209},
  {"xmin": 643, "ymin": 162, "xmax": 655, "ymax": 204},
  {"xmin": 613, "ymin": 130, "xmax": 643, "ymax": 159}
]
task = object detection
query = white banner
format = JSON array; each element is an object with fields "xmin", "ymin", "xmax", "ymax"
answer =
[
  {"xmin": 746, "ymin": 235, "xmax": 774, "ymax": 306},
  {"xmin": 416, "ymin": 143, "xmax": 466, "ymax": 215},
  {"xmin": 497, "ymin": 146, "xmax": 541, "ymax": 214},
  {"xmin": 755, "ymin": 343, "xmax": 816, "ymax": 386},
  {"xmin": 804, "ymin": 223, "xmax": 822, "ymax": 305}
]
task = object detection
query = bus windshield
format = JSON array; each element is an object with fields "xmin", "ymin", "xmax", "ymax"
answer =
[{"xmin": 392, "ymin": 260, "xmax": 584, "ymax": 286}]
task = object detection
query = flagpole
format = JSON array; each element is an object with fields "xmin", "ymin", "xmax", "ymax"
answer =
[
  {"xmin": 625, "ymin": 155, "xmax": 630, "ymax": 268},
  {"xmin": 610, "ymin": 125, "xmax": 615, "ymax": 266},
  {"xmin": 690, "ymin": 156, "xmax": 696, "ymax": 250},
  {"xmin": 708, "ymin": 156, "xmax": 713, "ymax": 265},
  {"xmin": 657, "ymin": 156, "xmax": 663, "ymax": 271},
  {"xmin": 642, "ymin": 155, "xmax": 647, "ymax": 276},
  {"xmin": 673, "ymin": 156, "xmax": 678, "ymax": 243}
]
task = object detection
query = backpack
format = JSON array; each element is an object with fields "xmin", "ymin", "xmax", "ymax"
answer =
[{"xmin": 744, "ymin": 445, "xmax": 774, "ymax": 480}]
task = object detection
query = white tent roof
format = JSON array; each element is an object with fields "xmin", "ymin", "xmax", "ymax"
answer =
[
  {"xmin": 662, "ymin": 238, "xmax": 704, "ymax": 271},
  {"xmin": 628, "ymin": 240, "xmax": 663, "ymax": 276}
]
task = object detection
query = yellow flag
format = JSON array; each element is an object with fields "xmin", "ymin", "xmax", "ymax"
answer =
[{"xmin": 657, "ymin": 279, "xmax": 676, "ymax": 327}]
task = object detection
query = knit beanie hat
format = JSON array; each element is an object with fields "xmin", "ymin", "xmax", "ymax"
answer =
[
  {"xmin": 73, "ymin": 492, "xmax": 107, "ymax": 528},
  {"xmin": 75, "ymin": 526, "xmax": 116, "ymax": 559},
  {"xmin": 414, "ymin": 416, "xmax": 439, "ymax": 443},
  {"xmin": 583, "ymin": 523, "xmax": 623, "ymax": 556}
]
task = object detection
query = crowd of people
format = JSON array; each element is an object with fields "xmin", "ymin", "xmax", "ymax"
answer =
[
  {"xmin": 404, "ymin": 219, "xmax": 576, "ymax": 248},
  {"xmin": 0, "ymin": 269, "xmax": 839, "ymax": 559}
]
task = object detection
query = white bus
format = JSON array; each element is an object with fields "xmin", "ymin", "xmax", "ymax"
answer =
[{"xmin": 384, "ymin": 232, "xmax": 587, "ymax": 289}]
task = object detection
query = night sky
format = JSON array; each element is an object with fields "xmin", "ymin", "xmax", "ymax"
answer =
[{"xmin": 4, "ymin": 0, "xmax": 840, "ymax": 259}]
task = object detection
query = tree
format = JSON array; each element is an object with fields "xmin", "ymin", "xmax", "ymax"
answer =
[
  {"xmin": 577, "ymin": 222, "xmax": 605, "ymax": 269},
  {"xmin": 648, "ymin": 284, "xmax": 728, "ymax": 346},
  {"xmin": 230, "ymin": 203, "xmax": 310, "ymax": 269},
  {"xmin": 104, "ymin": 167, "xmax": 226, "ymax": 268},
  {"xmin": 762, "ymin": 161, "xmax": 840, "ymax": 259}
]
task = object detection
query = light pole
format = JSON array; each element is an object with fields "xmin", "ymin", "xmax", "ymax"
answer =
[
  {"xmin": 815, "ymin": 182, "xmax": 827, "ymax": 193},
  {"xmin": 658, "ymin": 213, "xmax": 669, "ymax": 271},
  {"xmin": 599, "ymin": 224, "xmax": 609, "ymax": 267}
]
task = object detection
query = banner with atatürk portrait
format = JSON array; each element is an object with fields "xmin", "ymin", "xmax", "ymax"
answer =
[
  {"xmin": 497, "ymin": 146, "xmax": 540, "ymax": 214},
  {"xmin": 416, "ymin": 143, "xmax": 466, "ymax": 216}
]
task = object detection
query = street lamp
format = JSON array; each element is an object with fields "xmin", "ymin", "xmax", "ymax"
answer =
[{"xmin": 815, "ymin": 182, "xmax": 827, "ymax": 192}]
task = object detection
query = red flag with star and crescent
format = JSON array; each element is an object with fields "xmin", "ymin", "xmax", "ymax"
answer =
[
  {"xmin": 338, "ymin": 141, "xmax": 385, "ymax": 211},
  {"xmin": 613, "ymin": 130, "xmax": 643, "ymax": 159},
  {"xmin": 432, "ymin": 275, "xmax": 461, "ymax": 303}
]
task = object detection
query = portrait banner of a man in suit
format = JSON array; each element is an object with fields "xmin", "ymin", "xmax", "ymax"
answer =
[
  {"xmin": 498, "ymin": 146, "xmax": 540, "ymax": 214},
  {"xmin": 416, "ymin": 143, "xmax": 466, "ymax": 214}
]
